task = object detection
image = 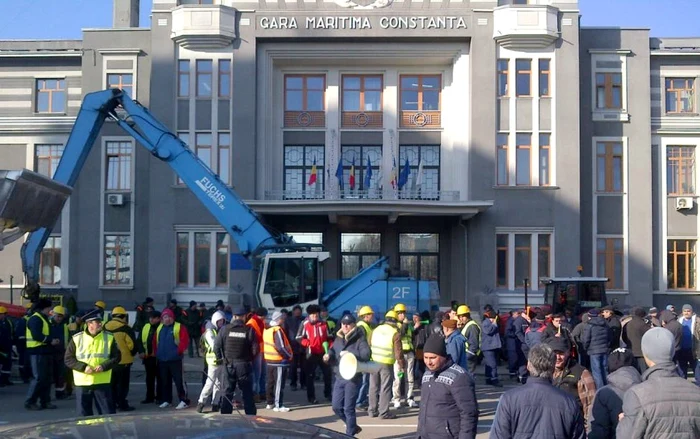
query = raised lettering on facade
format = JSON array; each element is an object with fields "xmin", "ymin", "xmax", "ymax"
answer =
[{"xmin": 258, "ymin": 16, "xmax": 468, "ymax": 31}]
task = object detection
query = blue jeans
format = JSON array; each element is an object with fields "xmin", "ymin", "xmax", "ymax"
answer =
[
  {"xmin": 332, "ymin": 378, "xmax": 361, "ymax": 436},
  {"xmin": 252, "ymin": 355, "xmax": 266, "ymax": 395},
  {"xmin": 589, "ymin": 354, "xmax": 608, "ymax": 389},
  {"xmin": 483, "ymin": 350, "xmax": 499, "ymax": 383},
  {"xmin": 356, "ymin": 372, "xmax": 370, "ymax": 407}
]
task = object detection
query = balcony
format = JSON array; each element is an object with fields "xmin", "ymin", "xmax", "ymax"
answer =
[
  {"xmin": 264, "ymin": 189, "xmax": 460, "ymax": 202},
  {"xmin": 341, "ymin": 111, "xmax": 383, "ymax": 129},
  {"xmin": 400, "ymin": 111, "xmax": 441, "ymax": 129},
  {"xmin": 171, "ymin": 5, "xmax": 236, "ymax": 50},
  {"xmin": 493, "ymin": 5, "xmax": 560, "ymax": 50},
  {"xmin": 284, "ymin": 111, "xmax": 326, "ymax": 128}
]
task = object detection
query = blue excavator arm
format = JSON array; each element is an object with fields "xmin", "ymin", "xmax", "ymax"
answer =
[{"xmin": 21, "ymin": 88, "xmax": 291, "ymax": 291}]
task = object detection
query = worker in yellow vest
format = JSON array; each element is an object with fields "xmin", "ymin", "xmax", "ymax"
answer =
[
  {"xmin": 392, "ymin": 303, "xmax": 417, "ymax": 409},
  {"xmin": 263, "ymin": 311, "xmax": 294, "ymax": 412},
  {"xmin": 64, "ymin": 308, "xmax": 121, "ymax": 416},
  {"xmin": 196, "ymin": 311, "xmax": 227, "ymax": 413},
  {"xmin": 25, "ymin": 298, "xmax": 59, "ymax": 411},
  {"xmin": 457, "ymin": 305, "xmax": 482, "ymax": 374},
  {"xmin": 49, "ymin": 306, "xmax": 71, "ymax": 399},
  {"xmin": 355, "ymin": 305, "xmax": 375, "ymax": 409},
  {"xmin": 137, "ymin": 310, "xmax": 161, "ymax": 404},
  {"xmin": 105, "ymin": 306, "xmax": 138, "ymax": 411},
  {"xmin": 368, "ymin": 310, "xmax": 405, "ymax": 420}
]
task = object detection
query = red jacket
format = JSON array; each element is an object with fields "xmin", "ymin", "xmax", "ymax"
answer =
[
  {"xmin": 152, "ymin": 322, "xmax": 190, "ymax": 358},
  {"xmin": 297, "ymin": 319, "xmax": 332, "ymax": 356}
]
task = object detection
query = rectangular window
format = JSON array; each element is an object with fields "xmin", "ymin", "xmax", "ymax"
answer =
[
  {"xmin": 538, "ymin": 234, "xmax": 551, "ymax": 285},
  {"xmin": 105, "ymin": 141, "xmax": 132, "ymax": 191},
  {"xmin": 398, "ymin": 145, "xmax": 440, "ymax": 197},
  {"xmin": 596, "ymin": 73, "xmax": 623, "ymax": 109},
  {"xmin": 400, "ymin": 75, "xmax": 440, "ymax": 111},
  {"xmin": 340, "ymin": 145, "xmax": 382, "ymax": 193},
  {"xmin": 194, "ymin": 232, "xmax": 211, "ymax": 285},
  {"xmin": 195, "ymin": 133, "xmax": 212, "ymax": 170},
  {"xmin": 516, "ymin": 60, "xmax": 531, "ymax": 96},
  {"xmin": 218, "ymin": 60, "xmax": 231, "ymax": 98},
  {"xmin": 496, "ymin": 231, "xmax": 554, "ymax": 290},
  {"xmin": 516, "ymin": 133, "xmax": 531, "ymax": 185},
  {"xmin": 667, "ymin": 146, "xmax": 695, "ymax": 195},
  {"xmin": 665, "ymin": 78, "xmax": 694, "ymax": 114},
  {"xmin": 178, "ymin": 60, "xmax": 190, "ymax": 97},
  {"xmin": 104, "ymin": 235, "xmax": 131, "ymax": 286},
  {"xmin": 196, "ymin": 60, "xmax": 213, "ymax": 97},
  {"xmin": 107, "ymin": 73, "xmax": 133, "ymax": 98},
  {"xmin": 497, "ymin": 133, "xmax": 509, "ymax": 186},
  {"xmin": 35, "ymin": 144, "xmax": 64, "ymax": 178},
  {"xmin": 597, "ymin": 238, "xmax": 624, "ymax": 289},
  {"xmin": 596, "ymin": 142, "xmax": 623, "ymax": 192},
  {"xmin": 36, "ymin": 79, "xmax": 66, "ymax": 113},
  {"xmin": 497, "ymin": 59, "xmax": 509, "ymax": 97},
  {"xmin": 667, "ymin": 240, "xmax": 696, "ymax": 290},
  {"xmin": 39, "ymin": 236, "xmax": 61, "ymax": 286},
  {"xmin": 175, "ymin": 230, "xmax": 230, "ymax": 289},
  {"xmin": 539, "ymin": 133, "xmax": 550, "ymax": 186},
  {"xmin": 285, "ymin": 75, "xmax": 325, "ymax": 111},
  {"xmin": 514, "ymin": 234, "xmax": 531, "ymax": 288},
  {"xmin": 216, "ymin": 232, "xmax": 229, "ymax": 286},
  {"xmin": 286, "ymin": 232, "xmax": 323, "ymax": 245},
  {"xmin": 283, "ymin": 145, "xmax": 325, "ymax": 198},
  {"xmin": 341, "ymin": 233, "xmax": 381, "ymax": 279},
  {"xmin": 176, "ymin": 232, "xmax": 188, "ymax": 286},
  {"xmin": 539, "ymin": 59, "xmax": 550, "ymax": 97},
  {"xmin": 342, "ymin": 75, "xmax": 382, "ymax": 112},
  {"xmin": 496, "ymin": 234, "xmax": 508, "ymax": 287},
  {"xmin": 399, "ymin": 233, "xmax": 439, "ymax": 282},
  {"xmin": 218, "ymin": 133, "xmax": 230, "ymax": 185}
]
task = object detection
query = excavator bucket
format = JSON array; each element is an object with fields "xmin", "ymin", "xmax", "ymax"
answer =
[{"xmin": 0, "ymin": 169, "xmax": 72, "ymax": 233}]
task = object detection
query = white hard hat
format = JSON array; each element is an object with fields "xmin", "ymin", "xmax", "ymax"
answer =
[{"xmin": 211, "ymin": 311, "xmax": 226, "ymax": 326}]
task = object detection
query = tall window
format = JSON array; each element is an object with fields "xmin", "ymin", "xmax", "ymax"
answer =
[
  {"xmin": 176, "ymin": 232, "xmax": 188, "ymax": 286},
  {"xmin": 496, "ymin": 231, "xmax": 552, "ymax": 290},
  {"xmin": 36, "ymin": 79, "xmax": 66, "ymax": 113},
  {"xmin": 195, "ymin": 133, "xmax": 213, "ymax": 170},
  {"xmin": 35, "ymin": 144, "xmax": 64, "ymax": 178},
  {"xmin": 497, "ymin": 59, "xmax": 509, "ymax": 97},
  {"xmin": 104, "ymin": 235, "xmax": 131, "ymax": 286},
  {"xmin": 196, "ymin": 60, "xmax": 213, "ymax": 97},
  {"xmin": 668, "ymin": 240, "xmax": 696, "ymax": 290},
  {"xmin": 283, "ymin": 145, "xmax": 325, "ymax": 198},
  {"xmin": 597, "ymin": 142, "xmax": 623, "ymax": 193},
  {"xmin": 597, "ymin": 238, "xmax": 624, "ymax": 289},
  {"xmin": 340, "ymin": 145, "xmax": 382, "ymax": 192},
  {"xmin": 539, "ymin": 59, "xmax": 550, "ymax": 97},
  {"xmin": 285, "ymin": 75, "xmax": 325, "ymax": 111},
  {"xmin": 399, "ymin": 233, "xmax": 439, "ymax": 281},
  {"xmin": 341, "ymin": 233, "xmax": 381, "ymax": 279},
  {"xmin": 400, "ymin": 75, "xmax": 440, "ymax": 111},
  {"xmin": 538, "ymin": 234, "xmax": 551, "ymax": 285},
  {"xmin": 496, "ymin": 234, "xmax": 508, "ymax": 287},
  {"xmin": 514, "ymin": 234, "xmax": 531, "ymax": 288},
  {"xmin": 516, "ymin": 133, "xmax": 531, "ymax": 185},
  {"xmin": 667, "ymin": 146, "xmax": 695, "ymax": 195},
  {"xmin": 175, "ymin": 230, "xmax": 230, "ymax": 288},
  {"xmin": 216, "ymin": 233, "xmax": 230, "ymax": 286},
  {"xmin": 496, "ymin": 133, "xmax": 509, "ymax": 186},
  {"xmin": 106, "ymin": 141, "xmax": 132, "ymax": 190},
  {"xmin": 194, "ymin": 232, "xmax": 211, "ymax": 285},
  {"xmin": 665, "ymin": 78, "xmax": 694, "ymax": 114},
  {"xmin": 218, "ymin": 60, "xmax": 231, "ymax": 98},
  {"xmin": 342, "ymin": 75, "xmax": 382, "ymax": 112},
  {"xmin": 516, "ymin": 60, "xmax": 531, "ymax": 96},
  {"xmin": 107, "ymin": 73, "xmax": 133, "ymax": 98},
  {"xmin": 178, "ymin": 60, "xmax": 190, "ymax": 97},
  {"xmin": 398, "ymin": 145, "xmax": 440, "ymax": 196},
  {"xmin": 539, "ymin": 133, "xmax": 550, "ymax": 186},
  {"xmin": 218, "ymin": 133, "xmax": 230, "ymax": 185},
  {"xmin": 39, "ymin": 236, "xmax": 61, "ymax": 285},
  {"xmin": 596, "ymin": 73, "xmax": 622, "ymax": 109}
]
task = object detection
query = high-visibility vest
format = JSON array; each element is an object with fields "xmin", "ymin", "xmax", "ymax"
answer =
[
  {"xmin": 141, "ymin": 323, "xmax": 158, "ymax": 356},
  {"xmin": 72, "ymin": 331, "xmax": 115, "ymax": 386},
  {"xmin": 156, "ymin": 322, "xmax": 181, "ymax": 346},
  {"xmin": 400, "ymin": 322, "xmax": 414, "ymax": 352},
  {"xmin": 357, "ymin": 320, "xmax": 372, "ymax": 345},
  {"xmin": 204, "ymin": 328, "xmax": 218, "ymax": 366},
  {"xmin": 263, "ymin": 326, "xmax": 292, "ymax": 362},
  {"xmin": 26, "ymin": 312, "xmax": 50, "ymax": 348},
  {"xmin": 461, "ymin": 320, "xmax": 481, "ymax": 356},
  {"xmin": 60, "ymin": 323, "xmax": 69, "ymax": 349},
  {"xmin": 371, "ymin": 323, "xmax": 398, "ymax": 365}
]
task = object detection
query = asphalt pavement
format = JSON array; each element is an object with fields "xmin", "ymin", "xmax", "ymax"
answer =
[{"xmin": 0, "ymin": 356, "xmax": 512, "ymax": 438}]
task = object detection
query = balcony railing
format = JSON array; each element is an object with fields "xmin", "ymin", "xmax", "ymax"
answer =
[{"xmin": 264, "ymin": 189, "xmax": 460, "ymax": 201}]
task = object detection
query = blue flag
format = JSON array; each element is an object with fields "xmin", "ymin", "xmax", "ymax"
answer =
[
  {"xmin": 398, "ymin": 157, "xmax": 410, "ymax": 189},
  {"xmin": 364, "ymin": 156, "xmax": 372, "ymax": 190},
  {"xmin": 335, "ymin": 158, "xmax": 344, "ymax": 190}
]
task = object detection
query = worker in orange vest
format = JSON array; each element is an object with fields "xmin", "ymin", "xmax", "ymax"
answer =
[{"xmin": 263, "ymin": 311, "xmax": 293, "ymax": 412}]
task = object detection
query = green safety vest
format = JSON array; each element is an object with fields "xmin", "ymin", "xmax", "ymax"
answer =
[
  {"xmin": 461, "ymin": 320, "xmax": 482, "ymax": 356},
  {"xmin": 357, "ymin": 320, "xmax": 373, "ymax": 345},
  {"xmin": 141, "ymin": 323, "xmax": 159, "ymax": 356},
  {"xmin": 156, "ymin": 322, "xmax": 181, "ymax": 346},
  {"xmin": 204, "ymin": 328, "xmax": 218, "ymax": 366},
  {"xmin": 400, "ymin": 322, "xmax": 414, "ymax": 352},
  {"xmin": 26, "ymin": 312, "xmax": 49, "ymax": 348},
  {"xmin": 371, "ymin": 323, "xmax": 398, "ymax": 365},
  {"xmin": 72, "ymin": 331, "xmax": 115, "ymax": 386}
]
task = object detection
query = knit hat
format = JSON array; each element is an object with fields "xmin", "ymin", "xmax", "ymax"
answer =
[
  {"xmin": 341, "ymin": 313, "xmax": 356, "ymax": 325},
  {"xmin": 666, "ymin": 304, "xmax": 675, "ymax": 311},
  {"xmin": 682, "ymin": 304, "xmax": 693, "ymax": 311},
  {"xmin": 161, "ymin": 309, "xmax": 175, "ymax": 319},
  {"xmin": 423, "ymin": 335, "xmax": 447, "ymax": 357},
  {"xmin": 270, "ymin": 311, "xmax": 284, "ymax": 323},
  {"xmin": 441, "ymin": 319, "xmax": 457, "ymax": 329},
  {"xmin": 588, "ymin": 308, "xmax": 600, "ymax": 317},
  {"xmin": 535, "ymin": 312, "xmax": 546, "ymax": 321},
  {"xmin": 608, "ymin": 348, "xmax": 635, "ymax": 373},
  {"xmin": 546, "ymin": 337, "xmax": 570, "ymax": 353},
  {"xmin": 232, "ymin": 306, "xmax": 247, "ymax": 316},
  {"xmin": 648, "ymin": 307, "xmax": 658, "ymax": 314},
  {"xmin": 150, "ymin": 310, "xmax": 161, "ymax": 318},
  {"xmin": 641, "ymin": 327, "xmax": 675, "ymax": 364}
]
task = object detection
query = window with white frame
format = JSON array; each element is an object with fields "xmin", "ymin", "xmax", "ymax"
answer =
[
  {"xmin": 176, "ymin": 230, "xmax": 230, "ymax": 288},
  {"xmin": 107, "ymin": 73, "xmax": 133, "ymax": 98},
  {"xmin": 495, "ymin": 230, "xmax": 553, "ymax": 290},
  {"xmin": 597, "ymin": 237, "xmax": 624, "ymax": 290},
  {"xmin": 590, "ymin": 52, "xmax": 628, "ymax": 120},
  {"xmin": 105, "ymin": 140, "xmax": 132, "ymax": 191},
  {"xmin": 103, "ymin": 234, "xmax": 132, "ymax": 286}
]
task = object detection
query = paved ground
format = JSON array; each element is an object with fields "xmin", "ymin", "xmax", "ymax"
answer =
[{"xmin": 0, "ymin": 356, "xmax": 512, "ymax": 438}]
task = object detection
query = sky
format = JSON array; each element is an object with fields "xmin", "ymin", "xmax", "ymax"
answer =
[{"xmin": 0, "ymin": 0, "xmax": 698, "ymax": 40}]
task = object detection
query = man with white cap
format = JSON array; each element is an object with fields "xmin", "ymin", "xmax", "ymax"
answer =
[
  {"xmin": 263, "ymin": 311, "xmax": 293, "ymax": 412},
  {"xmin": 196, "ymin": 310, "xmax": 227, "ymax": 413},
  {"xmin": 617, "ymin": 327, "xmax": 700, "ymax": 438}
]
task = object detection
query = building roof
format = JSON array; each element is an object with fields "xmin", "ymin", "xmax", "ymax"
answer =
[
  {"xmin": 0, "ymin": 40, "xmax": 82, "ymax": 57},
  {"xmin": 650, "ymin": 37, "xmax": 700, "ymax": 54}
]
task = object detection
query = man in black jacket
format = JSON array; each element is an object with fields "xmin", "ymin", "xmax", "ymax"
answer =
[
  {"xmin": 417, "ymin": 335, "xmax": 478, "ymax": 439},
  {"xmin": 659, "ymin": 309, "xmax": 683, "ymax": 364},
  {"xmin": 621, "ymin": 307, "xmax": 650, "ymax": 373},
  {"xmin": 601, "ymin": 305, "xmax": 622, "ymax": 350},
  {"xmin": 583, "ymin": 309, "xmax": 611, "ymax": 389},
  {"xmin": 490, "ymin": 343, "xmax": 585, "ymax": 439}
]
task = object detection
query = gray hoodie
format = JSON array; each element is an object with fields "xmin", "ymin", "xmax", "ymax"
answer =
[{"xmin": 588, "ymin": 366, "xmax": 642, "ymax": 439}]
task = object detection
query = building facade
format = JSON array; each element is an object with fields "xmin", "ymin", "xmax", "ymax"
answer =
[{"xmin": 0, "ymin": 0, "xmax": 698, "ymax": 311}]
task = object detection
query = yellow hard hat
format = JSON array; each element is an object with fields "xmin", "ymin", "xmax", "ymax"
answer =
[
  {"xmin": 52, "ymin": 306, "xmax": 66, "ymax": 316},
  {"xmin": 112, "ymin": 306, "xmax": 127, "ymax": 316},
  {"xmin": 95, "ymin": 301, "xmax": 106, "ymax": 309},
  {"xmin": 457, "ymin": 305, "xmax": 471, "ymax": 316},
  {"xmin": 385, "ymin": 310, "xmax": 398, "ymax": 320},
  {"xmin": 0, "ymin": 306, "xmax": 7, "ymax": 314},
  {"xmin": 358, "ymin": 306, "xmax": 374, "ymax": 316},
  {"xmin": 394, "ymin": 303, "xmax": 407, "ymax": 313}
]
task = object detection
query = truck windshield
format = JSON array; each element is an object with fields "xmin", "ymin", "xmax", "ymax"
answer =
[{"xmin": 263, "ymin": 257, "xmax": 318, "ymax": 307}]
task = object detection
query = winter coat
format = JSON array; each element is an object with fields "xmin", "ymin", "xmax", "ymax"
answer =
[
  {"xmin": 621, "ymin": 317, "xmax": 649, "ymax": 358},
  {"xmin": 583, "ymin": 316, "xmax": 611, "ymax": 355},
  {"xmin": 490, "ymin": 377, "xmax": 585, "ymax": 439},
  {"xmin": 327, "ymin": 326, "xmax": 370, "ymax": 380},
  {"xmin": 540, "ymin": 324, "xmax": 574, "ymax": 347},
  {"xmin": 284, "ymin": 315, "xmax": 303, "ymax": 351},
  {"xmin": 524, "ymin": 321, "xmax": 546, "ymax": 354},
  {"xmin": 587, "ymin": 366, "xmax": 642, "ymax": 439},
  {"xmin": 616, "ymin": 362, "xmax": 700, "ymax": 438},
  {"xmin": 104, "ymin": 317, "xmax": 138, "ymax": 365},
  {"xmin": 606, "ymin": 316, "xmax": 622, "ymax": 350},
  {"xmin": 417, "ymin": 360, "xmax": 478, "ymax": 439},
  {"xmin": 481, "ymin": 318, "xmax": 502, "ymax": 351},
  {"xmin": 445, "ymin": 330, "xmax": 468, "ymax": 370}
]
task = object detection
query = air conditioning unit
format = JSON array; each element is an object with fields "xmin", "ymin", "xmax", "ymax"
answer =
[
  {"xmin": 107, "ymin": 193, "xmax": 125, "ymax": 206},
  {"xmin": 676, "ymin": 197, "xmax": 694, "ymax": 210}
]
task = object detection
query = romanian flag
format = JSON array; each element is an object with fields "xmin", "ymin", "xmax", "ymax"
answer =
[
  {"xmin": 390, "ymin": 157, "xmax": 398, "ymax": 189},
  {"xmin": 308, "ymin": 158, "xmax": 317, "ymax": 186},
  {"xmin": 349, "ymin": 157, "xmax": 356, "ymax": 190}
]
